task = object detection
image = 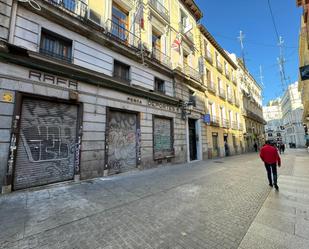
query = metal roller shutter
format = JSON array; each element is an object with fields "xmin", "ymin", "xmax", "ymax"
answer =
[{"xmin": 13, "ymin": 98, "xmax": 78, "ymax": 190}]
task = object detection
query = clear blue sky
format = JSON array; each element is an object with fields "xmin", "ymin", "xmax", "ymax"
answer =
[{"xmin": 194, "ymin": 0, "xmax": 302, "ymax": 105}]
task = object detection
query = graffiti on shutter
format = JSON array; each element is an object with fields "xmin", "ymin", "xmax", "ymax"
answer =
[
  {"xmin": 107, "ymin": 111, "xmax": 137, "ymax": 174},
  {"xmin": 153, "ymin": 117, "xmax": 173, "ymax": 159},
  {"xmin": 13, "ymin": 99, "xmax": 78, "ymax": 190}
]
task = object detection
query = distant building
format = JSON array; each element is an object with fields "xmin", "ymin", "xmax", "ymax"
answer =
[
  {"xmin": 263, "ymin": 99, "xmax": 283, "ymax": 143},
  {"xmin": 281, "ymin": 82, "xmax": 306, "ymax": 148}
]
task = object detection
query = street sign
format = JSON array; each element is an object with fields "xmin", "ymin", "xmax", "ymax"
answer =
[{"xmin": 203, "ymin": 114, "xmax": 211, "ymax": 124}]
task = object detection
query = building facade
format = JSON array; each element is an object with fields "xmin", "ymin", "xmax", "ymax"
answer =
[
  {"xmin": 296, "ymin": 1, "xmax": 309, "ymax": 146},
  {"xmin": 199, "ymin": 25, "xmax": 244, "ymax": 158},
  {"xmin": 279, "ymin": 82, "xmax": 305, "ymax": 147},
  {"xmin": 263, "ymin": 99, "xmax": 283, "ymax": 143},
  {"xmin": 0, "ymin": 0, "xmax": 212, "ymax": 192},
  {"xmin": 234, "ymin": 58, "xmax": 265, "ymax": 151}
]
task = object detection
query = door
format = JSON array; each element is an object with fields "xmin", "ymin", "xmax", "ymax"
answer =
[
  {"xmin": 107, "ymin": 110, "xmax": 138, "ymax": 174},
  {"xmin": 212, "ymin": 134, "xmax": 219, "ymax": 157},
  {"xmin": 188, "ymin": 119, "xmax": 197, "ymax": 161},
  {"xmin": 13, "ymin": 98, "xmax": 78, "ymax": 190}
]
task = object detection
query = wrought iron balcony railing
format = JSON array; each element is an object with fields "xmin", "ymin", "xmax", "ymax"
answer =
[
  {"xmin": 45, "ymin": 0, "xmax": 87, "ymax": 18},
  {"xmin": 216, "ymin": 60, "xmax": 223, "ymax": 73},
  {"xmin": 152, "ymin": 48, "xmax": 172, "ymax": 68},
  {"xmin": 210, "ymin": 115, "xmax": 220, "ymax": 126},
  {"xmin": 205, "ymin": 49, "xmax": 213, "ymax": 64},
  {"xmin": 179, "ymin": 23, "xmax": 194, "ymax": 42},
  {"xmin": 149, "ymin": 0, "xmax": 169, "ymax": 21},
  {"xmin": 105, "ymin": 19, "xmax": 141, "ymax": 50},
  {"xmin": 231, "ymin": 121, "xmax": 238, "ymax": 130},
  {"xmin": 39, "ymin": 48, "xmax": 72, "ymax": 63},
  {"xmin": 184, "ymin": 63, "xmax": 202, "ymax": 82},
  {"xmin": 238, "ymin": 123, "xmax": 244, "ymax": 131},
  {"xmin": 227, "ymin": 95, "xmax": 234, "ymax": 104},
  {"xmin": 225, "ymin": 70, "xmax": 231, "ymax": 80},
  {"xmin": 221, "ymin": 118, "xmax": 230, "ymax": 128},
  {"xmin": 219, "ymin": 88, "xmax": 226, "ymax": 99},
  {"xmin": 207, "ymin": 81, "xmax": 216, "ymax": 94}
]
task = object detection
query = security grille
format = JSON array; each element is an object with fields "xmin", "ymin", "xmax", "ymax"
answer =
[{"xmin": 13, "ymin": 98, "xmax": 78, "ymax": 190}]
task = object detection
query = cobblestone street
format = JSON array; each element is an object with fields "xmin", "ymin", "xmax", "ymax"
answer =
[{"xmin": 0, "ymin": 150, "xmax": 307, "ymax": 249}]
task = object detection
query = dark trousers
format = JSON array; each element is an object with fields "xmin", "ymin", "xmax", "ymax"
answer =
[{"xmin": 264, "ymin": 163, "xmax": 277, "ymax": 185}]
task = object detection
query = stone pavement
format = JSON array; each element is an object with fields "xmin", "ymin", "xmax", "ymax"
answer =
[
  {"xmin": 239, "ymin": 149, "xmax": 309, "ymax": 249},
  {"xmin": 0, "ymin": 150, "xmax": 307, "ymax": 249}
]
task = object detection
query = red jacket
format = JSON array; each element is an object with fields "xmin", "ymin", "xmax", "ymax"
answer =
[{"xmin": 260, "ymin": 144, "xmax": 281, "ymax": 166}]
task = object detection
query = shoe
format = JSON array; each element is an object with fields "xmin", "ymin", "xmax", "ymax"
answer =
[
  {"xmin": 269, "ymin": 183, "xmax": 273, "ymax": 187},
  {"xmin": 274, "ymin": 184, "xmax": 279, "ymax": 191}
]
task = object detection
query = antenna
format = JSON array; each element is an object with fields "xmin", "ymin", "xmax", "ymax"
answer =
[
  {"xmin": 277, "ymin": 36, "xmax": 288, "ymax": 92},
  {"xmin": 238, "ymin": 30, "xmax": 246, "ymax": 68}
]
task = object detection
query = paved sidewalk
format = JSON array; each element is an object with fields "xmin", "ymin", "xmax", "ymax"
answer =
[
  {"xmin": 0, "ymin": 150, "xmax": 307, "ymax": 249},
  {"xmin": 239, "ymin": 149, "xmax": 309, "ymax": 249}
]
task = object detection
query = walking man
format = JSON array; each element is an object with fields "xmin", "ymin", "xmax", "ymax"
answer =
[{"xmin": 260, "ymin": 141, "xmax": 281, "ymax": 190}]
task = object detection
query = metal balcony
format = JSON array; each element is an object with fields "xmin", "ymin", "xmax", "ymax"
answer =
[
  {"xmin": 221, "ymin": 119, "xmax": 230, "ymax": 128},
  {"xmin": 235, "ymin": 99, "xmax": 240, "ymax": 107},
  {"xmin": 210, "ymin": 115, "xmax": 220, "ymax": 127},
  {"xmin": 105, "ymin": 19, "xmax": 141, "ymax": 50},
  {"xmin": 227, "ymin": 95, "xmax": 234, "ymax": 104},
  {"xmin": 219, "ymin": 88, "xmax": 226, "ymax": 99},
  {"xmin": 45, "ymin": 0, "xmax": 88, "ymax": 18},
  {"xmin": 152, "ymin": 48, "xmax": 172, "ymax": 68},
  {"xmin": 216, "ymin": 60, "xmax": 223, "ymax": 73},
  {"xmin": 184, "ymin": 64, "xmax": 202, "ymax": 82},
  {"xmin": 238, "ymin": 123, "xmax": 244, "ymax": 131},
  {"xmin": 149, "ymin": 0, "xmax": 169, "ymax": 21},
  {"xmin": 179, "ymin": 23, "xmax": 194, "ymax": 42},
  {"xmin": 231, "ymin": 121, "xmax": 238, "ymax": 130},
  {"xmin": 207, "ymin": 81, "xmax": 216, "ymax": 94},
  {"xmin": 225, "ymin": 70, "xmax": 231, "ymax": 80},
  {"xmin": 232, "ymin": 76, "xmax": 237, "ymax": 85},
  {"xmin": 205, "ymin": 49, "xmax": 213, "ymax": 64}
]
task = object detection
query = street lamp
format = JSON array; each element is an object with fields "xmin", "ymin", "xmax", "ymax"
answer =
[{"xmin": 181, "ymin": 101, "xmax": 194, "ymax": 120}]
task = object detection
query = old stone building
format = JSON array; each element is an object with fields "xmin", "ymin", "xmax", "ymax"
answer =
[{"xmin": 0, "ymin": 0, "xmax": 209, "ymax": 192}]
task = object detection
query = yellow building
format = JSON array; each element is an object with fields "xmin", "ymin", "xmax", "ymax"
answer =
[
  {"xmin": 296, "ymin": 2, "xmax": 309, "ymax": 146},
  {"xmin": 198, "ymin": 25, "xmax": 244, "ymax": 158}
]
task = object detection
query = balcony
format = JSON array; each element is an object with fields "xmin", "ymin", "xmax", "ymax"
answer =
[
  {"xmin": 210, "ymin": 115, "xmax": 220, "ymax": 127},
  {"xmin": 179, "ymin": 23, "xmax": 194, "ymax": 43},
  {"xmin": 105, "ymin": 19, "xmax": 141, "ymax": 50},
  {"xmin": 45, "ymin": 0, "xmax": 88, "ymax": 18},
  {"xmin": 232, "ymin": 76, "xmax": 237, "ymax": 85},
  {"xmin": 235, "ymin": 98, "xmax": 240, "ymax": 107},
  {"xmin": 216, "ymin": 60, "xmax": 223, "ymax": 73},
  {"xmin": 184, "ymin": 63, "xmax": 202, "ymax": 82},
  {"xmin": 149, "ymin": 0, "xmax": 169, "ymax": 21},
  {"xmin": 225, "ymin": 70, "xmax": 231, "ymax": 80},
  {"xmin": 207, "ymin": 81, "xmax": 216, "ymax": 94},
  {"xmin": 205, "ymin": 49, "xmax": 213, "ymax": 64},
  {"xmin": 227, "ymin": 95, "xmax": 234, "ymax": 104},
  {"xmin": 219, "ymin": 88, "xmax": 226, "ymax": 99},
  {"xmin": 221, "ymin": 118, "xmax": 230, "ymax": 128},
  {"xmin": 231, "ymin": 121, "xmax": 238, "ymax": 130},
  {"xmin": 152, "ymin": 48, "xmax": 172, "ymax": 68},
  {"xmin": 238, "ymin": 123, "xmax": 244, "ymax": 131}
]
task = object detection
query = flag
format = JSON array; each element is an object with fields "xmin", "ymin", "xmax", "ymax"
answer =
[
  {"xmin": 135, "ymin": 4, "xmax": 144, "ymax": 29},
  {"xmin": 172, "ymin": 34, "xmax": 181, "ymax": 51}
]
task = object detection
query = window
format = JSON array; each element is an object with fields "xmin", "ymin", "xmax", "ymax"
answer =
[
  {"xmin": 112, "ymin": 2, "xmax": 129, "ymax": 41},
  {"xmin": 152, "ymin": 31, "xmax": 161, "ymax": 51},
  {"xmin": 153, "ymin": 116, "xmax": 174, "ymax": 159},
  {"xmin": 155, "ymin": 77, "xmax": 165, "ymax": 93},
  {"xmin": 113, "ymin": 60, "xmax": 130, "ymax": 82},
  {"xmin": 180, "ymin": 10, "xmax": 188, "ymax": 30},
  {"xmin": 40, "ymin": 29, "xmax": 72, "ymax": 62}
]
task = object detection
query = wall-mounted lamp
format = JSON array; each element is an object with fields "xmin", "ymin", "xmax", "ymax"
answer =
[{"xmin": 181, "ymin": 101, "xmax": 194, "ymax": 120}]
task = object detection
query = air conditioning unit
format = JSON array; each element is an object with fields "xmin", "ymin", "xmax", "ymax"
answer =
[{"xmin": 86, "ymin": 9, "xmax": 101, "ymax": 26}]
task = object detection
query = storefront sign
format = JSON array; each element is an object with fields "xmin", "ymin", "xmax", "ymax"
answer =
[
  {"xmin": 148, "ymin": 100, "xmax": 179, "ymax": 112},
  {"xmin": 203, "ymin": 114, "xmax": 211, "ymax": 124},
  {"xmin": 29, "ymin": 70, "xmax": 78, "ymax": 90},
  {"xmin": 2, "ymin": 92, "xmax": 13, "ymax": 102},
  {"xmin": 127, "ymin": 97, "xmax": 142, "ymax": 104}
]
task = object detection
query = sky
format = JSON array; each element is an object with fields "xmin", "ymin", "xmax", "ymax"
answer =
[{"xmin": 194, "ymin": 0, "xmax": 302, "ymax": 105}]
